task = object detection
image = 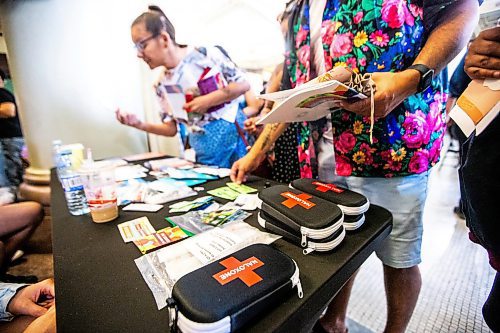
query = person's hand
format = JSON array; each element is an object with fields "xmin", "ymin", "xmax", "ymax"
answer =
[
  {"xmin": 230, "ymin": 151, "xmax": 266, "ymax": 184},
  {"xmin": 24, "ymin": 305, "xmax": 56, "ymax": 333},
  {"xmin": 7, "ymin": 279, "xmax": 55, "ymax": 318},
  {"xmin": 115, "ymin": 109, "xmax": 142, "ymax": 128},
  {"xmin": 183, "ymin": 95, "xmax": 212, "ymax": 114},
  {"xmin": 339, "ymin": 70, "xmax": 419, "ymax": 119},
  {"xmin": 464, "ymin": 26, "xmax": 500, "ymax": 80},
  {"xmin": 243, "ymin": 117, "xmax": 261, "ymax": 135}
]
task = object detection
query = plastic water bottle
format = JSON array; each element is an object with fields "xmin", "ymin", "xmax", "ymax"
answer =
[{"xmin": 56, "ymin": 146, "xmax": 90, "ymax": 216}]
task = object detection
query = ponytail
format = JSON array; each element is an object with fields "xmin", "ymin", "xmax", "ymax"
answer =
[{"xmin": 132, "ymin": 5, "xmax": 183, "ymax": 46}]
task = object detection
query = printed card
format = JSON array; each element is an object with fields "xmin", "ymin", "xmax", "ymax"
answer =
[
  {"xmin": 169, "ymin": 196, "xmax": 214, "ymax": 213},
  {"xmin": 117, "ymin": 216, "xmax": 156, "ymax": 243},
  {"xmin": 133, "ymin": 226, "xmax": 188, "ymax": 254},
  {"xmin": 226, "ymin": 182, "xmax": 258, "ymax": 194},
  {"xmin": 207, "ymin": 187, "xmax": 241, "ymax": 200}
]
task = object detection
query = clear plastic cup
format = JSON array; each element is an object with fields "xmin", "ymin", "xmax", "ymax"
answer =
[{"xmin": 79, "ymin": 161, "xmax": 118, "ymax": 223}]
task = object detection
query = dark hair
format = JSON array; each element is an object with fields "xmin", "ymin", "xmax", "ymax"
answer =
[
  {"xmin": 132, "ymin": 5, "xmax": 180, "ymax": 46},
  {"xmin": 277, "ymin": 0, "xmax": 299, "ymax": 23},
  {"xmin": 0, "ymin": 69, "xmax": 6, "ymax": 81}
]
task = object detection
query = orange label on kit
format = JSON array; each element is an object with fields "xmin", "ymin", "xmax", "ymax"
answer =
[
  {"xmin": 213, "ymin": 256, "xmax": 264, "ymax": 287},
  {"xmin": 280, "ymin": 192, "xmax": 316, "ymax": 209},
  {"xmin": 312, "ymin": 181, "xmax": 344, "ymax": 193}
]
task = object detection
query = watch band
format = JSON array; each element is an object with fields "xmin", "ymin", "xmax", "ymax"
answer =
[{"xmin": 408, "ymin": 64, "xmax": 434, "ymax": 93}]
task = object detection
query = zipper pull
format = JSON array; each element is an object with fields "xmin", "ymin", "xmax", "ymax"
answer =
[
  {"xmin": 296, "ymin": 277, "xmax": 304, "ymax": 298},
  {"xmin": 291, "ymin": 260, "xmax": 304, "ymax": 299},
  {"xmin": 166, "ymin": 297, "xmax": 178, "ymax": 332},
  {"xmin": 303, "ymin": 247, "xmax": 314, "ymax": 255},
  {"xmin": 301, "ymin": 231, "xmax": 307, "ymax": 247}
]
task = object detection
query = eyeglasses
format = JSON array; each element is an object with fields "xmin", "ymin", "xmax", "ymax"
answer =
[{"xmin": 134, "ymin": 33, "xmax": 159, "ymax": 52}]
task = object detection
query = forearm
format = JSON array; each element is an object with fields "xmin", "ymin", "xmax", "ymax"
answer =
[
  {"xmin": 0, "ymin": 103, "xmax": 16, "ymax": 118},
  {"xmin": 205, "ymin": 81, "xmax": 250, "ymax": 107},
  {"xmin": 248, "ymin": 122, "xmax": 289, "ymax": 158},
  {"xmin": 136, "ymin": 121, "xmax": 177, "ymax": 137},
  {"xmin": 414, "ymin": 0, "xmax": 479, "ymax": 73},
  {"xmin": 267, "ymin": 63, "xmax": 284, "ymax": 94}
]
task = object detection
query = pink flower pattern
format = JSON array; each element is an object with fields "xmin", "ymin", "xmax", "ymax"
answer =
[
  {"xmin": 369, "ymin": 30, "xmax": 390, "ymax": 47},
  {"xmin": 330, "ymin": 33, "xmax": 353, "ymax": 58},
  {"xmin": 402, "ymin": 110, "xmax": 430, "ymax": 148},
  {"xmin": 408, "ymin": 150, "xmax": 429, "ymax": 174},
  {"xmin": 285, "ymin": 0, "xmax": 447, "ymax": 178}
]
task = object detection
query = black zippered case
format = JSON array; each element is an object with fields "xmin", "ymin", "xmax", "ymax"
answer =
[
  {"xmin": 343, "ymin": 214, "xmax": 365, "ymax": 231},
  {"xmin": 257, "ymin": 185, "xmax": 344, "ymax": 249},
  {"xmin": 290, "ymin": 179, "xmax": 370, "ymax": 215},
  {"xmin": 166, "ymin": 243, "xmax": 303, "ymax": 333},
  {"xmin": 258, "ymin": 211, "xmax": 346, "ymax": 254}
]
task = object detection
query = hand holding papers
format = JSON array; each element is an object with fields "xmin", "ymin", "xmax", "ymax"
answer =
[{"xmin": 257, "ymin": 66, "xmax": 370, "ymax": 125}]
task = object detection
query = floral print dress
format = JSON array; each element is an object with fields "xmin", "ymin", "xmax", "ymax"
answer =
[
  {"xmin": 156, "ymin": 46, "xmax": 248, "ymax": 168},
  {"xmin": 286, "ymin": 0, "xmax": 447, "ymax": 178}
]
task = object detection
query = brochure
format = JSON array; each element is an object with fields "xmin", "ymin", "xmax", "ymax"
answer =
[
  {"xmin": 133, "ymin": 226, "xmax": 189, "ymax": 254},
  {"xmin": 197, "ymin": 68, "xmax": 228, "ymax": 113},
  {"xmin": 257, "ymin": 66, "xmax": 367, "ymax": 124}
]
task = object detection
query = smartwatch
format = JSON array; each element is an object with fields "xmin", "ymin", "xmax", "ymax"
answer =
[{"xmin": 408, "ymin": 64, "xmax": 434, "ymax": 93}]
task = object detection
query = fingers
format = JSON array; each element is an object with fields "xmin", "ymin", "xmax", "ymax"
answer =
[
  {"xmin": 465, "ymin": 53, "xmax": 500, "ymax": 73},
  {"xmin": 236, "ymin": 171, "xmax": 248, "ymax": 184},
  {"xmin": 38, "ymin": 278, "xmax": 55, "ymax": 299},
  {"xmin": 125, "ymin": 114, "xmax": 138, "ymax": 126},
  {"xmin": 183, "ymin": 101, "xmax": 193, "ymax": 112},
  {"xmin": 339, "ymin": 99, "xmax": 370, "ymax": 117},
  {"xmin": 465, "ymin": 66, "xmax": 500, "ymax": 80},
  {"xmin": 115, "ymin": 110, "xmax": 125, "ymax": 123},
  {"xmin": 243, "ymin": 119, "xmax": 256, "ymax": 133},
  {"xmin": 468, "ymin": 39, "xmax": 500, "ymax": 59},
  {"xmin": 478, "ymin": 26, "xmax": 500, "ymax": 42},
  {"xmin": 230, "ymin": 160, "xmax": 248, "ymax": 184},
  {"xmin": 24, "ymin": 302, "xmax": 49, "ymax": 318},
  {"xmin": 230, "ymin": 161, "xmax": 240, "ymax": 183}
]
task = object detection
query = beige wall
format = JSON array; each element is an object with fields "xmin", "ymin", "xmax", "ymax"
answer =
[
  {"xmin": 0, "ymin": 36, "xmax": 7, "ymax": 54},
  {"xmin": 0, "ymin": 0, "xmax": 286, "ymax": 173},
  {"xmin": 0, "ymin": 0, "xmax": 180, "ymax": 172}
]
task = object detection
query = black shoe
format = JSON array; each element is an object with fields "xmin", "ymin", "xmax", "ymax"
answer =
[
  {"xmin": 453, "ymin": 206, "xmax": 466, "ymax": 220},
  {"xmin": 1, "ymin": 273, "xmax": 38, "ymax": 284}
]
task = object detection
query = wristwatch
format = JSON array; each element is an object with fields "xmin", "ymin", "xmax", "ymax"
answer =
[{"xmin": 408, "ymin": 64, "xmax": 434, "ymax": 93}]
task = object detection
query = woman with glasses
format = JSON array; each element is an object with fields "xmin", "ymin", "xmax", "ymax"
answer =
[{"xmin": 116, "ymin": 5, "xmax": 250, "ymax": 168}]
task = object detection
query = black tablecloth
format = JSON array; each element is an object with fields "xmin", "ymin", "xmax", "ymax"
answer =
[{"xmin": 51, "ymin": 168, "xmax": 392, "ymax": 333}]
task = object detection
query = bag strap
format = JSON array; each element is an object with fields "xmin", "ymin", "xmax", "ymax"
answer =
[{"xmin": 234, "ymin": 121, "xmax": 250, "ymax": 150}]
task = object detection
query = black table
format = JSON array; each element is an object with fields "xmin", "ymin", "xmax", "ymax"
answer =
[{"xmin": 51, "ymin": 168, "xmax": 392, "ymax": 333}]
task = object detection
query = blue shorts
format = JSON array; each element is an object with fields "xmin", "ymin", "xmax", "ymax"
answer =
[{"xmin": 332, "ymin": 172, "xmax": 429, "ymax": 269}]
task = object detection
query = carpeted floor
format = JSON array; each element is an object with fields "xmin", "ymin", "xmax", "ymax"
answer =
[{"xmin": 7, "ymin": 253, "xmax": 54, "ymax": 281}]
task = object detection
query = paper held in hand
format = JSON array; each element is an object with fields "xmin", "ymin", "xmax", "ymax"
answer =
[
  {"xmin": 449, "ymin": 79, "xmax": 500, "ymax": 137},
  {"xmin": 257, "ymin": 66, "xmax": 367, "ymax": 125}
]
